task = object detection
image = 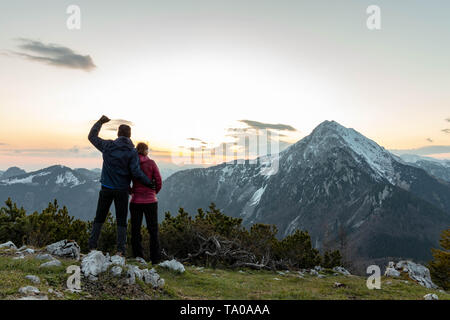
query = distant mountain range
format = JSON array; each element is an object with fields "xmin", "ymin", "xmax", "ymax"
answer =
[
  {"xmin": 0, "ymin": 163, "xmax": 196, "ymax": 220},
  {"xmin": 396, "ymin": 154, "xmax": 450, "ymax": 183},
  {"xmin": 1, "ymin": 121, "xmax": 449, "ymax": 267},
  {"xmin": 158, "ymin": 121, "xmax": 450, "ymax": 265},
  {"xmin": 0, "ymin": 165, "xmax": 101, "ymax": 220}
]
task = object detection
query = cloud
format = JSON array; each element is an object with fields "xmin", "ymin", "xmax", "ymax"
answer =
[
  {"xmin": 104, "ymin": 119, "xmax": 134, "ymax": 131},
  {"xmin": 0, "ymin": 142, "xmax": 7, "ymax": 146},
  {"xmin": 426, "ymin": 138, "xmax": 433, "ymax": 143},
  {"xmin": 10, "ymin": 39, "xmax": 96, "ymax": 71},
  {"xmin": 390, "ymin": 145, "xmax": 450, "ymax": 156},
  {"xmin": 442, "ymin": 129, "xmax": 450, "ymax": 134},
  {"xmin": 446, "ymin": 118, "xmax": 450, "ymax": 122},
  {"xmin": 239, "ymin": 120, "xmax": 297, "ymax": 132},
  {"xmin": 186, "ymin": 137, "xmax": 208, "ymax": 145},
  {"xmin": 0, "ymin": 146, "xmax": 99, "ymax": 158}
]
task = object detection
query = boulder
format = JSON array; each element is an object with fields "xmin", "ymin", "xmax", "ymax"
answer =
[
  {"xmin": 125, "ymin": 269, "xmax": 136, "ymax": 285},
  {"xmin": 13, "ymin": 255, "xmax": 25, "ymax": 260},
  {"xmin": 0, "ymin": 241, "xmax": 17, "ymax": 250},
  {"xmin": 135, "ymin": 257, "xmax": 147, "ymax": 265},
  {"xmin": 332, "ymin": 266, "xmax": 351, "ymax": 276},
  {"xmin": 40, "ymin": 259, "xmax": 62, "ymax": 268},
  {"xmin": 110, "ymin": 266, "xmax": 123, "ymax": 277},
  {"xmin": 111, "ymin": 255, "xmax": 125, "ymax": 267},
  {"xmin": 19, "ymin": 286, "xmax": 40, "ymax": 295},
  {"xmin": 314, "ymin": 266, "xmax": 322, "ymax": 272},
  {"xmin": 395, "ymin": 261, "xmax": 437, "ymax": 289},
  {"xmin": 142, "ymin": 268, "xmax": 165, "ymax": 288},
  {"xmin": 81, "ymin": 250, "xmax": 108, "ymax": 277},
  {"xmin": 25, "ymin": 275, "xmax": 40, "ymax": 284},
  {"xmin": 159, "ymin": 259, "xmax": 185, "ymax": 273},
  {"xmin": 384, "ymin": 267, "xmax": 401, "ymax": 278},
  {"xmin": 46, "ymin": 240, "xmax": 80, "ymax": 261},
  {"xmin": 127, "ymin": 265, "xmax": 144, "ymax": 281},
  {"xmin": 309, "ymin": 269, "xmax": 319, "ymax": 276},
  {"xmin": 18, "ymin": 248, "xmax": 35, "ymax": 255},
  {"xmin": 36, "ymin": 253, "xmax": 54, "ymax": 261},
  {"xmin": 423, "ymin": 293, "xmax": 439, "ymax": 300}
]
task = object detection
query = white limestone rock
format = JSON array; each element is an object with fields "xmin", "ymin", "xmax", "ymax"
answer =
[
  {"xmin": 46, "ymin": 240, "xmax": 80, "ymax": 261},
  {"xmin": 423, "ymin": 293, "xmax": 439, "ymax": 300},
  {"xmin": 395, "ymin": 261, "xmax": 437, "ymax": 289},
  {"xmin": 384, "ymin": 267, "xmax": 401, "ymax": 278},
  {"xmin": 332, "ymin": 266, "xmax": 351, "ymax": 276},
  {"xmin": 125, "ymin": 269, "xmax": 136, "ymax": 285},
  {"xmin": 110, "ymin": 266, "xmax": 123, "ymax": 277},
  {"xmin": 40, "ymin": 259, "xmax": 62, "ymax": 268},
  {"xmin": 309, "ymin": 269, "xmax": 319, "ymax": 276},
  {"xmin": 81, "ymin": 250, "xmax": 108, "ymax": 277},
  {"xmin": 159, "ymin": 259, "xmax": 185, "ymax": 273},
  {"xmin": 135, "ymin": 257, "xmax": 147, "ymax": 265},
  {"xmin": 36, "ymin": 253, "xmax": 54, "ymax": 261},
  {"xmin": 25, "ymin": 275, "xmax": 40, "ymax": 284},
  {"xmin": 18, "ymin": 248, "xmax": 35, "ymax": 255},
  {"xmin": 142, "ymin": 268, "xmax": 165, "ymax": 288},
  {"xmin": 0, "ymin": 241, "xmax": 17, "ymax": 250},
  {"xmin": 19, "ymin": 286, "xmax": 40, "ymax": 295},
  {"xmin": 127, "ymin": 265, "xmax": 144, "ymax": 281},
  {"xmin": 111, "ymin": 255, "xmax": 125, "ymax": 267}
]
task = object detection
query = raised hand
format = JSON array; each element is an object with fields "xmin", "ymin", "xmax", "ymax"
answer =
[{"xmin": 98, "ymin": 115, "xmax": 111, "ymax": 124}]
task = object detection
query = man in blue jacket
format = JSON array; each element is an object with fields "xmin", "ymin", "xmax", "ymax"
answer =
[{"xmin": 88, "ymin": 115, "xmax": 155, "ymax": 256}]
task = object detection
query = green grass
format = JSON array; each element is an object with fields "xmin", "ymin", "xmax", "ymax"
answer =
[
  {"xmin": 0, "ymin": 249, "xmax": 448, "ymax": 300},
  {"xmin": 155, "ymin": 266, "xmax": 450, "ymax": 300}
]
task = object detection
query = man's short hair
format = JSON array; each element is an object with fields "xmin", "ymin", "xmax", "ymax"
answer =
[{"xmin": 118, "ymin": 124, "xmax": 131, "ymax": 138}]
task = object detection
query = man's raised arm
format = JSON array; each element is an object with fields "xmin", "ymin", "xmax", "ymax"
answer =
[{"xmin": 88, "ymin": 115, "xmax": 111, "ymax": 152}]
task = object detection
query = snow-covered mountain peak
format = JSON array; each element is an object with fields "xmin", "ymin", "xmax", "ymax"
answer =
[{"xmin": 297, "ymin": 120, "xmax": 398, "ymax": 183}]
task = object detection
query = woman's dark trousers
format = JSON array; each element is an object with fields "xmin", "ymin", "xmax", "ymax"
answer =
[
  {"xmin": 88, "ymin": 187, "xmax": 129, "ymax": 255},
  {"xmin": 129, "ymin": 202, "xmax": 161, "ymax": 264}
]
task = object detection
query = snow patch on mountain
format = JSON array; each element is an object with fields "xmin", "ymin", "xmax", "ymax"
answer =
[
  {"xmin": 249, "ymin": 185, "xmax": 266, "ymax": 206},
  {"xmin": 0, "ymin": 172, "xmax": 51, "ymax": 185},
  {"xmin": 55, "ymin": 171, "xmax": 82, "ymax": 187}
]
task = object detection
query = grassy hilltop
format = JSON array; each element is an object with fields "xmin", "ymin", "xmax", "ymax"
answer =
[{"xmin": 0, "ymin": 248, "xmax": 448, "ymax": 300}]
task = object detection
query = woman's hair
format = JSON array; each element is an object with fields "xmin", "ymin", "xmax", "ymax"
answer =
[{"xmin": 136, "ymin": 142, "xmax": 149, "ymax": 155}]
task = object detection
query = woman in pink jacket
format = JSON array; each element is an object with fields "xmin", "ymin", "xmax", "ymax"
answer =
[{"xmin": 130, "ymin": 142, "xmax": 162, "ymax": 264}]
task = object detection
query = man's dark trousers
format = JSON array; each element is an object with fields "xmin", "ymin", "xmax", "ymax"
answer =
[{"xmin": 88, "ymin": 186, "xmax": 129, "ymax": 254}]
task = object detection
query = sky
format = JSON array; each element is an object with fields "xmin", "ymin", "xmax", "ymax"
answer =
[{"xmin": 1, "ymin": 0, "xmax": 450, "ymax": 171}]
